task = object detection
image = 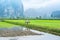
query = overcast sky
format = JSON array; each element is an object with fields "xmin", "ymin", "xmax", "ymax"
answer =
[{"xmin": 22, "ymin": 0, "xmax": 60, "ymax": 11}]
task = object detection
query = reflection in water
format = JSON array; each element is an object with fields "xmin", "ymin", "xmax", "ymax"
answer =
[
  {"xmin": 0, "ymin": 26, "xmax": 41, "ymax": 37},
  {"xmin": 0, "ymin": 26, "xmax": 60, "ymax": 40}
]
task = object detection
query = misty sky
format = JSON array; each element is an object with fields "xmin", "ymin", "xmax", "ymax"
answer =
[{"xmin": 22, "ymin": 0, "xmax": 60, "ymax": 11}]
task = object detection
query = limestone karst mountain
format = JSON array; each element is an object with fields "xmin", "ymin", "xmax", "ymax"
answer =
[
  {"xmin": 51, "ymin": 11, "xmax": 60, "ymax": 18},
  {"xmin": 0, "ymin": 0, "xmax": 24, "ymax": 18}
]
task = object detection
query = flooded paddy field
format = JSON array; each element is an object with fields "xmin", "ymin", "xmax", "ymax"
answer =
[
  {"xmin": 0, "ymin": 27, "xmax": 60, "ymax": 40},
  {"xmin": 0, "ymin": 26, "xmax": 41, "ymax": 37}
]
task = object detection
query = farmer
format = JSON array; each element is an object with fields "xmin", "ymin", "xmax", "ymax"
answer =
[
  {"xmin": 25, "ymin": 19, "xmax": 30, "ymax": 31},
  {"xmin": 25, "ymin": 19, "xmax": 30, "ymax": 25}
]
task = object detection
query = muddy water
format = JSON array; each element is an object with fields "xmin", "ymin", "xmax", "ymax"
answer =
[
  {"xmin": 0, "ymin": 26, "xmax": 60, "ymax": 40},
  {"xmin": 0, "ymin": 26, "xmax": 41, "ymax": 37}
]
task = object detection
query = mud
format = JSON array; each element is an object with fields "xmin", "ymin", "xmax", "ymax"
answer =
[{"xmin": 0, "ymin": 27, "xmax": 42, "ymax": 37}]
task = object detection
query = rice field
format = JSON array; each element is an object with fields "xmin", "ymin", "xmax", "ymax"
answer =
[
  {"xmin": 5, "ymin": 20, "xmax": 60, "ymax": 29},
  {"xmin": 0, "ymin": 21, "xmax": 17, "ymax": 28},
  {"xmin": 1, "ymin": 20, "xmax": 60, "ymax": 35}
]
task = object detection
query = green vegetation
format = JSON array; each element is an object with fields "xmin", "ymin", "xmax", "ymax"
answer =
[
  {"xmin": 5, "ymin": 20, "xmax": 60, "ymax": 29},
  {"xmin": 0, "ymin": 21, "xmax": 17, "ymax": 28},
  {"xmin": 4, "ymin": 20, "xmax": 60, "ymax": 36},
  {"xmin": 30, "ymin": 20, "xmax": 60, "ymax": 29}
]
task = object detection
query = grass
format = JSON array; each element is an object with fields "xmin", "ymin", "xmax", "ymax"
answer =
[
  {"xmin": 5, "ymin": 20, "xmax": 60, "ymax": 29},
  {"xmin": 30, "ymin": 20, "xmax": 60, "ymax": 29},
  {"xmin": 0, "ymin": 21, "xmax": 17, "ymax": 28},
  {"xmin": 3, "ymin": 20, "xmax": 60, "ymax": 35}
]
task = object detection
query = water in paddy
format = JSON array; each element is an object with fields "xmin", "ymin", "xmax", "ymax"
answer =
[{"xmin": 0, "ymin": 26, "xmax": 60, "ymax": 40}]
